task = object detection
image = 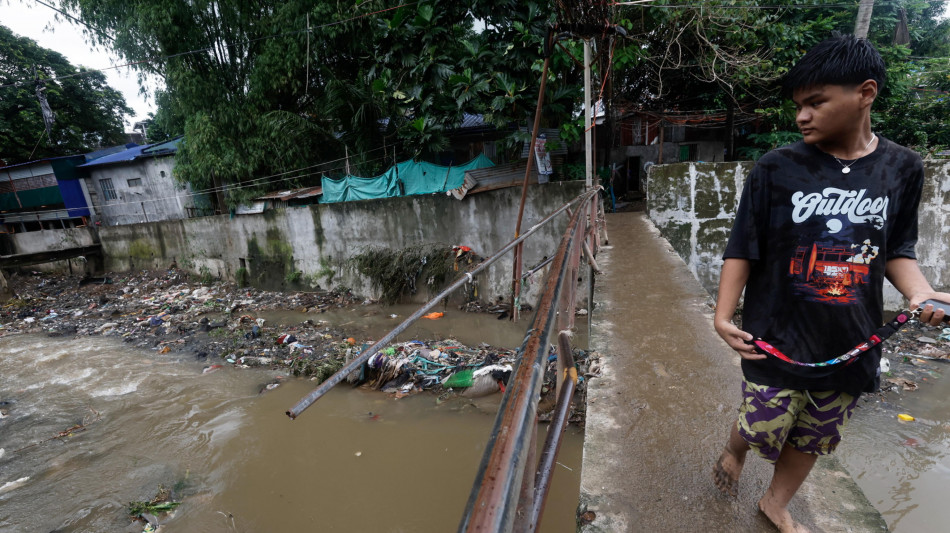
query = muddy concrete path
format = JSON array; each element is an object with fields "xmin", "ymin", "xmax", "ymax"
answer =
[{"xmin": 579, "ymin": 213, "xmax": 886, "ymax": 532}]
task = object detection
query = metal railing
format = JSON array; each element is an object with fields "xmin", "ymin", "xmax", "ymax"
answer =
[{"xmin": 286, "ymin": 186, "xmax": 604, "ymax": 533}]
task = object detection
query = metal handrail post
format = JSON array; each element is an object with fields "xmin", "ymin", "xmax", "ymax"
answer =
[
  {"xmin": 529, "ymin": 332, "xmax": 578, "ymax": 531},
  {"xmin": 458, "ymin": 188, "xmax": 598, "ymax": 532}
]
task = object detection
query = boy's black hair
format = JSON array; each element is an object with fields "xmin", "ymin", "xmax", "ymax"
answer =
[{"xmin": 781, "ymin": 33, "xmax": 886, "ymax": 97}]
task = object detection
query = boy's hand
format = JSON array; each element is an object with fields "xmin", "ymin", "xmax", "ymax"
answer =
[
  {"xmin": 911, "ymin": 292, "xmax": 950, "ymax": 326},
  {"xmin": 714, "ymin": 318, "xmax": 765, "ymax": 360}
]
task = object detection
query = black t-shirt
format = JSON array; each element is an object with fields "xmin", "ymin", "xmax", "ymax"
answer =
[{"xmin": 724, "ymin": 137, "xmax": 924, "ymax": 395}]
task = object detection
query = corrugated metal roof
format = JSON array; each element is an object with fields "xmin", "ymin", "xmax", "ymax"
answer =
[
  {"xmin": 0, "ymin": 154, "xmax": 81, "ymax": 172},
  {"xmin": 84, "ymin": 143, "xmax": 139, "ymax": 162},
  {"xmin": 79, "ymin": 136, "xmax": 182, "ymax": 168},
  {"xmin": 458, "ymin": 113, "xmax": 489, "ymax": 129}
]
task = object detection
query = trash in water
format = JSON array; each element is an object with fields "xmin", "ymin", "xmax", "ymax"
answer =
[
  {"xmin": 898, "ymin": 413, "xmax": 915, "ymax": 422},
  {"xmin": 0, "ymin": 477, "xmax": 30, "ymax": 495},
  {"xmin": 202, "ymin": 364, "xmax": 223, "ymax": 374},
  {"xmin": 886, "ymin": 377, "xmax": 918, "ymax": 391},
  {"xmin": 276, "ymin": 334, "xmax": 297, "ymax": 345},
  {"xmin": 423, "ymin": 312, "xmax": 444, "ymax": 320}
]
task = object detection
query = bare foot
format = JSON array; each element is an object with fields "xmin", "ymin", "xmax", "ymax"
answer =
[
  {"xmin": 757, "ymin": 498, "xmax": 811, "ymax": 533},
  {"xmin": 712, "ymin": 448, "xmax": 744, "ymax": 497}
]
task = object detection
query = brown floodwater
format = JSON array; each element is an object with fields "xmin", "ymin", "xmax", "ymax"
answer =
[
  {"xmin": 240, "ymin": 303, "xmax": 589, "ymax": 351},
  {"xmin": 837, "ymin": 357, "xmax": 950, "ymax": 533},
  {"xmin": 0, "ymin": 334, "xmax": 583, "ymax": 532}
]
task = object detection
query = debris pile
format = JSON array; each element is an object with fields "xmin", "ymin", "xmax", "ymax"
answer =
[
  {"xmin": 0, "ymin": 269, "xmax": 596, "ymax": 423},
  {"xmin": 877, "ymin": 319, "xmax": 950, "ymax": 397}
]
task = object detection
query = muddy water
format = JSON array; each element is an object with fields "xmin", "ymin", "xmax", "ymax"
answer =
[
  {"xmin": 0, "ymin": 334, "xmax": 582, "ymax": 532},
  {"xmin": 245, "ymin": 304, "xmax": 589, "ymax": 350},
  {"xmin": 837, "ymin": 366, "xmax": 950, "ymax": 533}
]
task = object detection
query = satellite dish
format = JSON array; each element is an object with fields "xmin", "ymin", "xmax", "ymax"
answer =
[{"xmin": 643, "ymin": 161, "xmax": 655, "ymax": 172}]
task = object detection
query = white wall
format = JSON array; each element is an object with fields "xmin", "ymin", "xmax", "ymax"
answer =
[{"xmin": 87, "ymin": 156, "xmax": 196, "ymax": 225}]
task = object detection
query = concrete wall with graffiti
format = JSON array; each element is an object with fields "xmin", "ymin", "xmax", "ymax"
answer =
[{"xmin": 646, "ymin": 160, "xmax": 950, "ymax": 310}]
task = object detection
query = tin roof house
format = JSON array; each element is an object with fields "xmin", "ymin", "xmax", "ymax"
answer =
[
  {"xmin": 78, "ymin": 137, "xmax": 213, "ymax": 226},
  {"xmin": 0, "ymin": 143, "xmax": 133, "ymax": 233}
]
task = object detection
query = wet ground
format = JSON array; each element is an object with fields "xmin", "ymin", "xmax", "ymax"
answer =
[
  {"xmin": 582, "ymin": 212, "xmax": 950, "ymax": 532},
  {"xmin": 0, "ymin": 334, "xmax": 583, "ymax": 532},
  {"xmin": 836, "ymin": 321, "xmax": 950, "ymax": 533},
  {"xmin": 580, "ymin": 213, "xmax": 886, "ymax": 532},
  {"xmin": 0, "ymin": 270, "xmax": 591, "ymax": 421}
]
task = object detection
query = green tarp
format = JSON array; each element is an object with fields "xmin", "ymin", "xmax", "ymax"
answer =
[{"xmin": 321, "ymin": 154, "xmax": 494, "ymax": 203}]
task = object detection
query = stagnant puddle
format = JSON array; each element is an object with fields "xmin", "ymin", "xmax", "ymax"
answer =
[
  {"xmin": 837, "ymin": 362, "xmax": 950, "ymax": 533},
  {"xmin": 0, "ymin": 334, "xmax": 583, "ymax": 532}
]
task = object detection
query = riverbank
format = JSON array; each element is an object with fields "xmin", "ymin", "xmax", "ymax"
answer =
[{"xmin": 0, "ymin": 269, "xmax": 592, "ymax": 424}]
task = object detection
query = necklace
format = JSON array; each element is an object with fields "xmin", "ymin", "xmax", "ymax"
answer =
[{"xmin": 833, "ymin": 134, "xmax": 877, "ymax": 174}]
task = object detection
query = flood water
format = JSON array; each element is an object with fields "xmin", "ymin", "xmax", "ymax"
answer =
[
  {"xmin": 0, "ymin": 333, "xmax": 583, "ymax": 532},
  {"xmin": 837, "ymin": 359, "xmax": 950, "ymax": 533},
  {"xmin": 239, "ymin": 303, "xmax": 588, "ymax": 351}
]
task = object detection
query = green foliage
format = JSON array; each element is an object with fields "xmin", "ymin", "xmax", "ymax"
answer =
[
  {"xmin": 57, "ymin": 0, "xmax": 577, "ymax": 205},
  {"xmin": 0, "ymin": 24, "xmax": 132, "ymax": 164},
  {"xmin": 235, "ymin": 267, "xmax": 249, "ymax": 288},
  {"xmin": 605, "ymin": 1, "xmax": 950, "ymax": 156},
  {"xmin": 351, "ymin": 244, "xmax": 454, "ymax": 304},
  {"xmin": 316, "ymin": 257, "xmax": 335, "ymax": 287},
  {"xmin": 198, "ymin": 266, "xmax": 213, "ymax": 285},
  {"xmin": 128, "ymin": 485, "xmax": 180, "ymax": 518},
  {"xmin": 284, "ymin": 269, "xmax": 302, "ymax": 284}
]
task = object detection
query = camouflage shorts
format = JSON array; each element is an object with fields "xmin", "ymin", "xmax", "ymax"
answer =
[{"xmin": 736, "ymin": 378, "xmax": 859, "ymax": 463}]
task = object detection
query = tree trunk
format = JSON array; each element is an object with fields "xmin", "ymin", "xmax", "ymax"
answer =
[
  {"xmin": 726, "ymin": 103, "xmax": 735, "ymax": 162},
  {"xmin": 855, "ymin": 0, "xmax": 875, "ymax": 39}
]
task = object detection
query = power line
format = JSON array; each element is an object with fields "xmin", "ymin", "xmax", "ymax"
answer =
[
  {"xmin": 1, "ymin": 147, "xmax": 398, "ymax": 220},
  {"xmin": 0, "ymin": 2, "xmax": 417, "ymax": 90},
  {"xmin": 30, "ymin": 0, "xmax": 115, "ymax": 42},
  {"xmin": 613, "ymin": 1, "xmax": 857, "ymax": 9}
]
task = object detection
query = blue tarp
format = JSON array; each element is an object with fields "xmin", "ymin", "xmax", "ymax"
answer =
[
  {"xmin": 56, "ymin": 178, "xmax": 91, "ymax": 217},
  {"xmin": 321, "ymin": 154, "xmax": 494, "ymax": 203}
]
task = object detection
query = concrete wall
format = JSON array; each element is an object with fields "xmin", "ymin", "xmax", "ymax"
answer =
[
  {"xmin": 646, "ymin": 160, "xmax": 950, "ymax": 310},
  {"xmin": 4, "ymin": 226, "xmax": 97, "ymax": 255},
  {"xmin": 80, "ymin": 182, "xmax": 586, "ymax": 303},
  {"xmin": 86, "ymin": 156, "xmax": 198, "ymax": 226}
]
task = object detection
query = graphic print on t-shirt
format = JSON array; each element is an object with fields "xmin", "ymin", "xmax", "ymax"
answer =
[
  {"xmin": 788, "ymin": 239, "xmax": 879, "ymax": 305},
  {"xmin": 787, "ymin": 187, "xmax": 887, "ymax": 305}
]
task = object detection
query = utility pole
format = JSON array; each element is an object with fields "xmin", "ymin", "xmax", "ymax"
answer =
[
  {"xmin": 584, "ymin": 40, "xmax": 593, "ymax": 188},
  {"xmin": 855, "ymin": 0, "xmax": 874, "ymax": 39}
]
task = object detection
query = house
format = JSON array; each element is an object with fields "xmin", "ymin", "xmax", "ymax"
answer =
[
  {"xmin": 0, "ymin": 150, "xmax": 118, "ymax": 233},
  {"xmin": 610, "ymin": 110, "xmax": 731, "ymax": 198},
  {"xmin": 78, "ymin": 137, "xmax": 213, "ymax": 225},
  {"xmin": 441, "ymin": 113, "xmax": 513, "ymax": 165}
]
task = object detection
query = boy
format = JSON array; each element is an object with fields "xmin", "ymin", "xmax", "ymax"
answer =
[{"xmin": 711, "ymin": 34, "xmax": 950, "ymax": 533}]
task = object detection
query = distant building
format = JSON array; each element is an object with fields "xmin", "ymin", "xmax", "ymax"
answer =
[
  {"xmin": 610, "ymin": 110, "xmax": 729, "ymax": 198},
  {"xmin": 78, "ymin": 137, "xmax": 213, "ymax": 226},
  {"xmin": 0, "ymin": 146, "xmax": 131, "ymax": 233}
]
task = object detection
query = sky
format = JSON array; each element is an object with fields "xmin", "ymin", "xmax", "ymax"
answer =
[{"xmin": 2, "ymin": 0, "xmax": 157, "ymax": 132}]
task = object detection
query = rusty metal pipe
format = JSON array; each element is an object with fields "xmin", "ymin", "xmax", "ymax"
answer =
[
  {"xmin": 286, "ymin": 190, "xmax": 591, "ymax": 420},
  {"xmin": 512, "ymin": 54, "xmax": 552, "ymax": 322},
  {"xmin": 583, "ymin": 236, "xmax": 600, "ymax": 273},
  {"xmin": 458, "ymin": 189, "xmax": 598, "ymax": 532},
  {"xmin": 529, "ymin": 333, "xmax": 578, "ymax": 531}
]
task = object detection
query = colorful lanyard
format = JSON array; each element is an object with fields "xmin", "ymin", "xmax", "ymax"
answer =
[{"xmin": 749, "ymin": 299, "xmax": 948, "ymax": 368}]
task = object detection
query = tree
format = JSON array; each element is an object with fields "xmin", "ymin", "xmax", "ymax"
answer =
[
  {"xmin": 59, "ymin": 0, "xmax": 579, "ymax": 206},
  {"xmin": 0, "ymin": 24, "xmax": 132, "ymax": 165},
  {"xmin": 603, "ymin": 1, "xmax": 950, "ymax": 158}
]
